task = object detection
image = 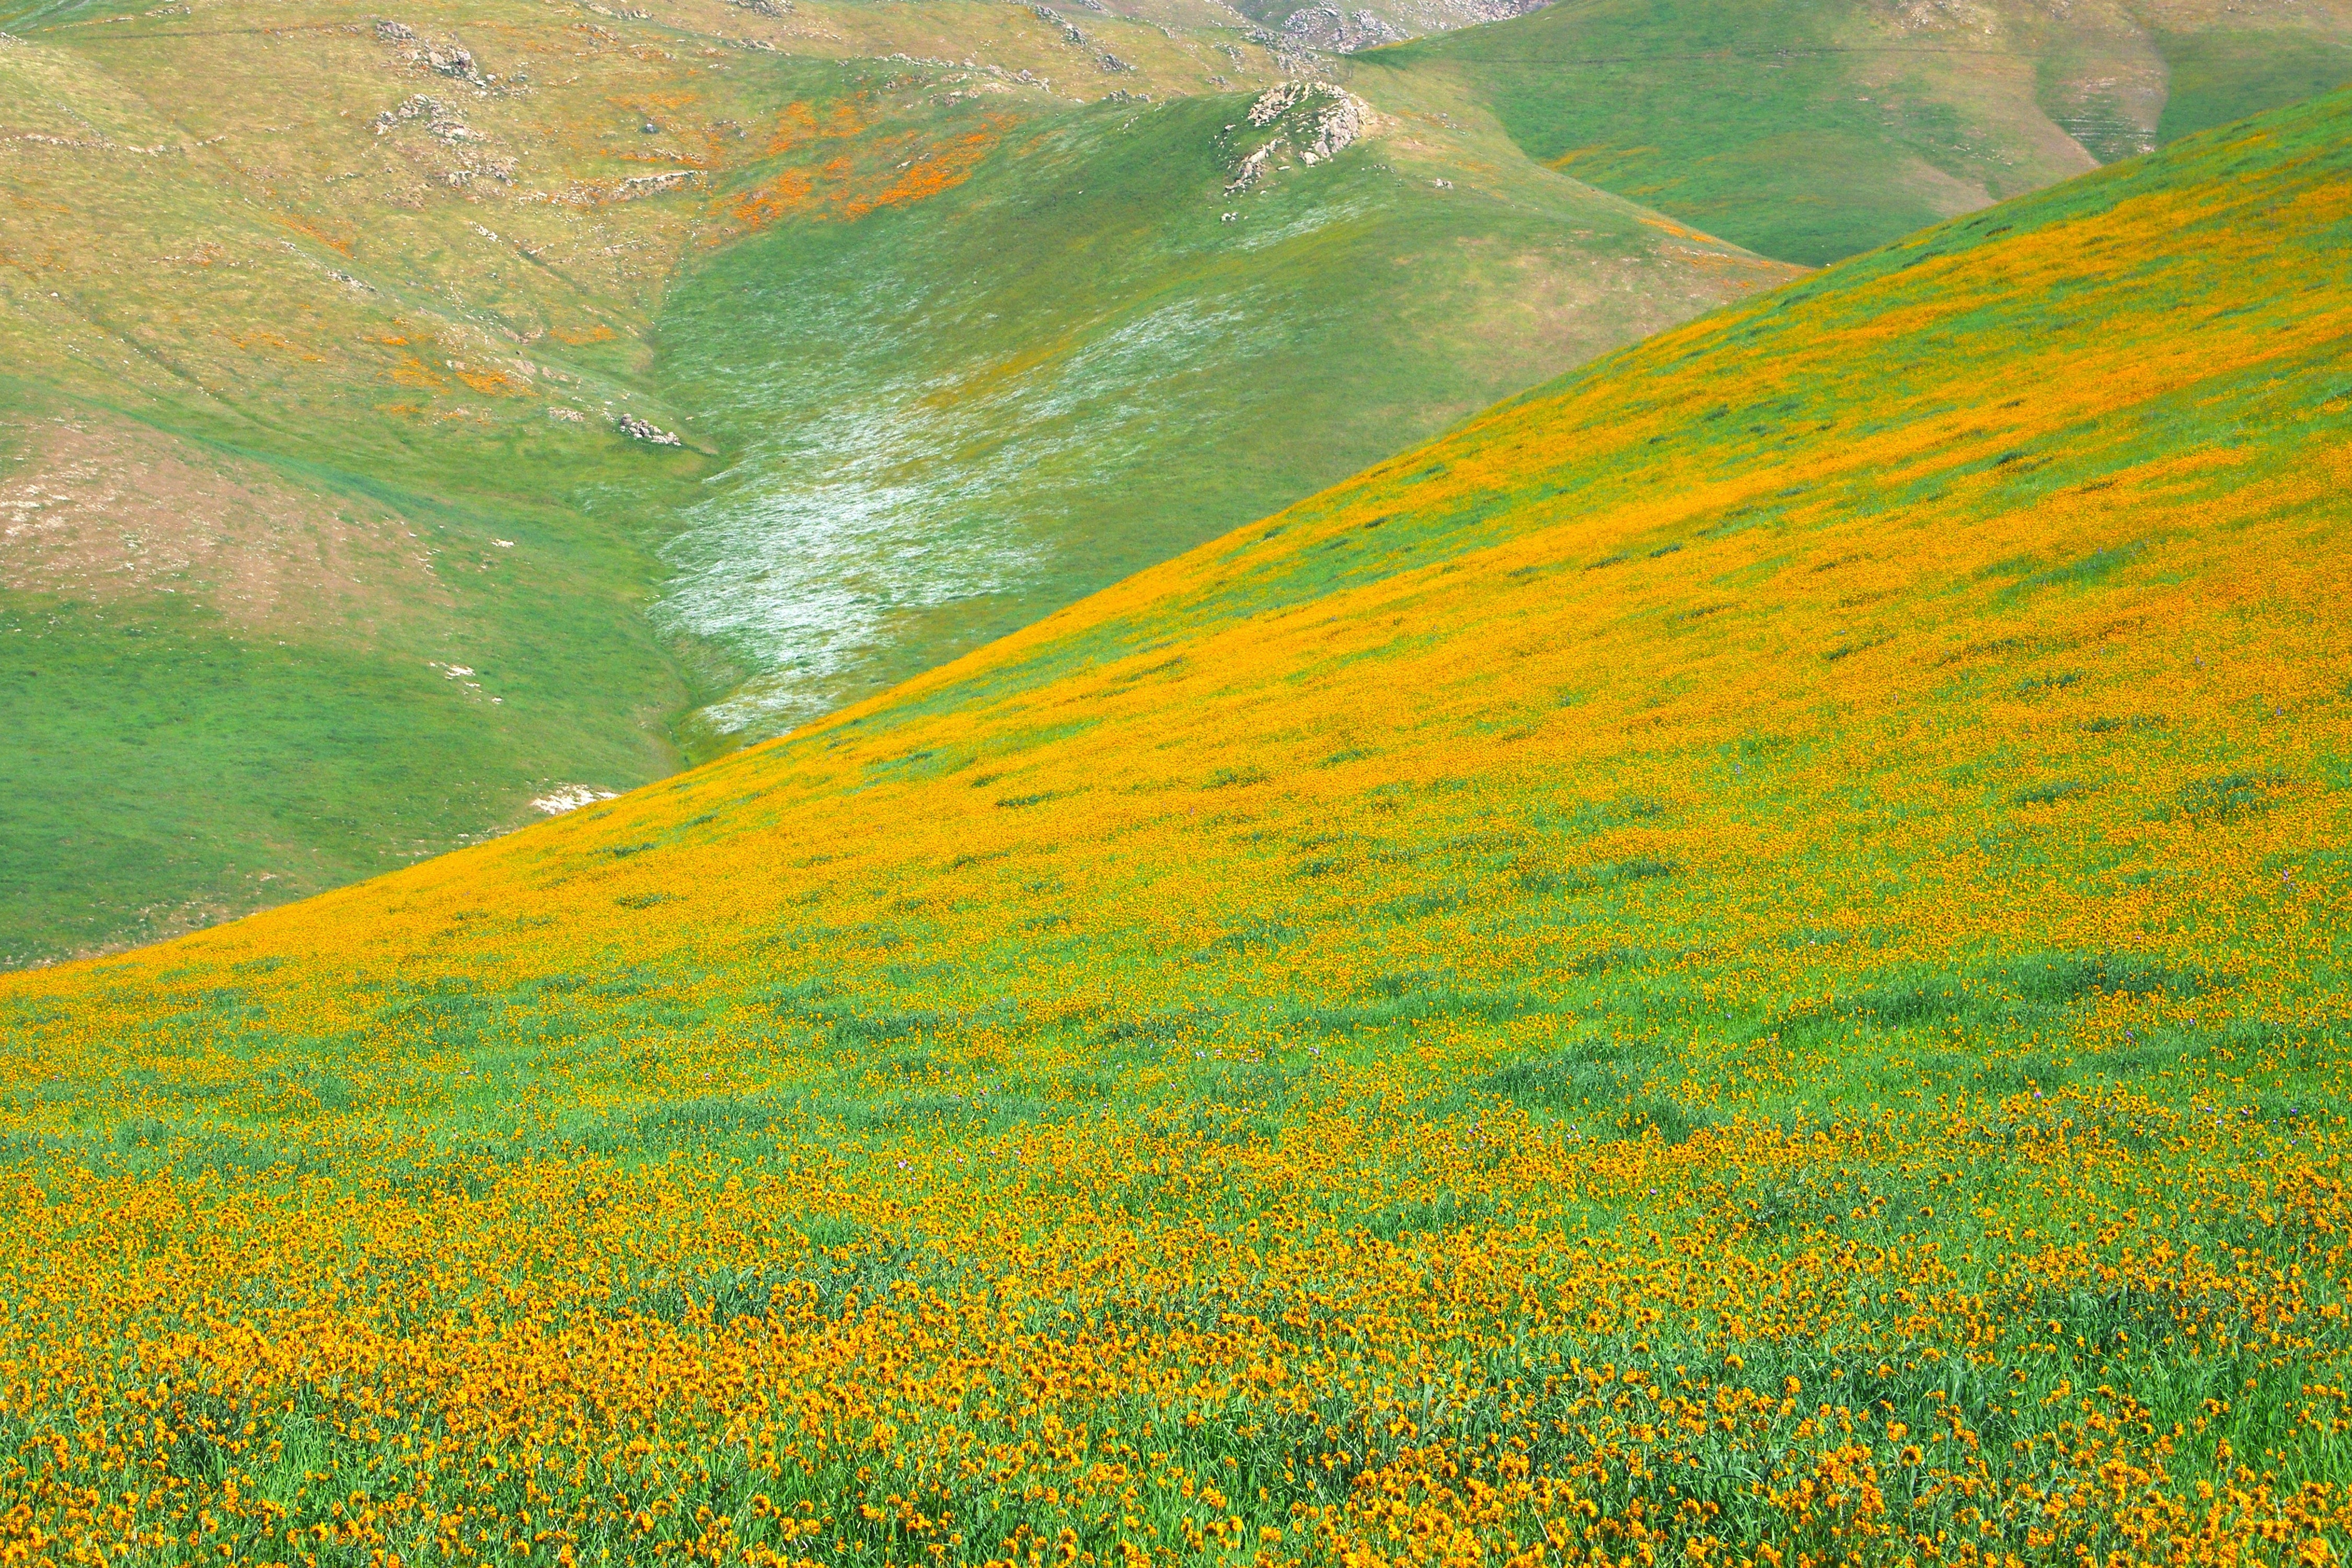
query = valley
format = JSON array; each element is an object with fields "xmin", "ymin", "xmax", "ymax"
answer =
[
  {"xmin": 7, "ymin": 0, "xmax": 2349, "ymax": 966},
  {"xmin": 0, "ymin": 0, "xmax": 1773, "ymax": 961},
  {"xmin": 8, "ymin": 0, "xmax": 2349, "ymax": 963}
]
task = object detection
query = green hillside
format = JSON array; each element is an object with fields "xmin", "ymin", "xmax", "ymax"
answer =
[
  {"xmin": 0, "ymin": 83, "xmax": 2346, "ymax": 1567},
  {"xmin": 8, "ymin": 0, "xmax": 2351, "ymax": 967},
  {"xmin": 1381, "ymin": 0, "xmax": 2352, "ymax": 263},
  {"xmin": 656, "ymin": 79, "xmax": 1783, "ymax": 741},
  {"xmin": 0, "ymin": 0, "xmax": 1782, "ymax": 962}
]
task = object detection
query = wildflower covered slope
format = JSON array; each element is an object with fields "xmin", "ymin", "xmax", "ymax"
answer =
[
  {"xmin": 0, "ymin": 0, "xmax": 1784, "ymax": 964},
  {"xmin": 4, "ymin": 90, "xmax": 2352, "ymax": 1566}
]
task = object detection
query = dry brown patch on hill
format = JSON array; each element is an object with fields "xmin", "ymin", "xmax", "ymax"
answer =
[{"xmin": 0, "ymin": 411, "xmax": 447, "ymax": 636}]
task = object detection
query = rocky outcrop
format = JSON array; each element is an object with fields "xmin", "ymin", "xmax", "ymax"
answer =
[
  {"xmin": 373, "ymin": 18, "xmax": 488, "ymax": 84},
  {"xmin": 615, "ymin": 413, "xmax": 684, "ymax": 446},
  {"xmin": 1033, "ymin": 4, "xmax": 1087, "ymax": 43},
  {"xmin": 1224, "ymin": 80, "xmax": 1372, "ymax": 192},
  {"xmin": 1298, "ymin": 88, "xmax": 1361, "ymax": 164},
  {"xmin": 1278, "ymin": 6, "xmax": 1401, "ymax": 50}
]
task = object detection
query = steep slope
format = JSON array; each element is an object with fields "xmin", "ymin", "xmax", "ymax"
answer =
[
  {"xmin": 0, "ymin": 0, "xmax": 1786, "ymax": 962},
  {"xmin": 1377, "ymin": 0, "xmax": 2352, "ymax": 263},
  {"xmin": 657, "ymin": 78, "xmax": 1786, "ymax": 740},
  {"xmin": 12, "ymin": 0, "xmax": 2347, "ymax": 963},
  {"xmin": 3, "ymin": 89, "xmax": 2348, "ymax": 1565}
]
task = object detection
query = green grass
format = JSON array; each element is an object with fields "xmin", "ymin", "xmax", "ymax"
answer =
[
  {"xmin": 1379, "ymin": 0, "xmax": 2352, "ymax": 264},
  {"xmin": 654, "ymin": 82, "xmax": 1783, "ymax": 745},
  {"xmin": 0, "ymin": 580, "xmax": 687, "ymax": 965},
  {"xmin": 6, "ymin": 0, "xmax": 2350, "ymax": 973},
  {"xmin": 0, "ymin": 0, "xmax": 1786, "ymax": 962},
  {"xmin": 0, "ymin": 373, "xmax": 700, "ymax": 964},
  {"xmin": 2155, "ymin": 28, "xmax": 2352, "ymax": 142},
  {"xmin": 1, "ymin": 87, "xmax": 2347, "ymax": 1564}
]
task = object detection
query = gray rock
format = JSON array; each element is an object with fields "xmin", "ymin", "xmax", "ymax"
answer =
[{"xmin": 615, "ymin": 413, "xmax": 684, "ymax": 447}]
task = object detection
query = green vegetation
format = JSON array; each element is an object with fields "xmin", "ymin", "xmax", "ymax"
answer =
[
  {"xmin": 2155, "ymin": 27, "xmax": 2352, "ymax": 142},
  {"xmin": 1384, "ymin": 0, "xmax": 2352, "ymax": 263},
  {"xmin": 658, "ymin": 81, "xmax": 1781, "ymax": 741},
  {"xmin": 2, "ymin": 85, "xmax": 2349, "ymax": 1565},
  {"xmin": 0, "ymin": 0, "xmax": 1783, "ymax": 962},
  {"xmin": 5, "ymin": 0, "xmax": 2349, "ymax": 970}
]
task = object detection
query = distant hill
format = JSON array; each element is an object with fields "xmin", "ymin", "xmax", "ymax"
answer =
[
  {"xmin": 654, "ymin": 75, "xmax": 1788, "ymax": 744},
  {"xmin": 0, "ymin": 0, "xmax": 1787, "ymax": 964},
  {"xmin": 1381, "ymin": 0, "xmax": 2352, "ymax": 263},
  {"xmin": 2, "ymin": 85, "xmax": 2346, "ymax": 1568}
]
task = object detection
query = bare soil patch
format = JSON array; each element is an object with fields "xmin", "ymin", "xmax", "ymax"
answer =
[{"xmin": 0, "ymin": 410, "xmax": 448, "ymax": 636}]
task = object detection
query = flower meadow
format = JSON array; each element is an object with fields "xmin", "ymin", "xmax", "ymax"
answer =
[{"xmin": 2, "ymin": 91, "xmax": 2350, "ymax": 1568}]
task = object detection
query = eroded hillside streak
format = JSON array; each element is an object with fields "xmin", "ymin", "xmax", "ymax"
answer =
[{"xmin": 1, "ymin": 95, "xmax": 2350, "ymax": 1566}]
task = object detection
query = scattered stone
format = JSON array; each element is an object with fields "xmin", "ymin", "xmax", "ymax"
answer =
[
  {"xmin": 531, "ymin": 784, "xmax": 618, "ymax": 814},
  {"xmin": 1033, "ymin": 5, "xmax": 1086, "ymax": 42},
  {"xmin": 615, "ymin": 169, "xmax": 696, "ymax": 197},
  {"xmin": 374, "ymin": 94, "xmax": 443, "ymax": 134},
  {"xmin": 615, "ymin": 413, "xmax": 683, "ymax": 446},
  {"xmin": 1248, "ymin": 79, "xmax": 1312, "ymax": 125},
  {"xmin": 1098, "ymin": 50, "xmax": 1134, "ymax": 71},
  {"xmin": 375, "ymin": 20, "xmax": 488, "ymax": 85},
  {"xmin": 1273, "ymin": 4, "xmax": 1401, "ymax": 51}
]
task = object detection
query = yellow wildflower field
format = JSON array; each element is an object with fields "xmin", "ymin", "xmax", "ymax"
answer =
[{"xmin": 2, "ymin": 90, "xmax": 2349, "ymax": 1568}]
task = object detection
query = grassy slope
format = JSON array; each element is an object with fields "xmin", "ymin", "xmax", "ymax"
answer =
[
  {"xmin": 656, "ymin": 76, "xmax": 1788, "ymax": 741},
  {"xmin": 0, "ymin": 0, "xmax": 1288, "ymax": 963},
  {"xmin": 1377, "ymin": 0, "xmax": 2352, "ymax": 263},
  {"xmin": 12, "ymin": 0, "xmax": 2347, "ymax": 963},
  {"xmin": 0, "ymin": 0, "xmax": 748, "ymax": 961},
  {"xmin": 1, "ymin": 89, "xmax": 2347, "ymax": 1564},
  {"xmin": 0, "ymin": 0, "xmax": 1786, "ymax": 962}
]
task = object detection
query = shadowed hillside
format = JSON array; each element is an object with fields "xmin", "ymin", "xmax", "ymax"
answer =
[{"xmin": 2, "ymin": 86, "xmax": 2346, "ymax": 1566}]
